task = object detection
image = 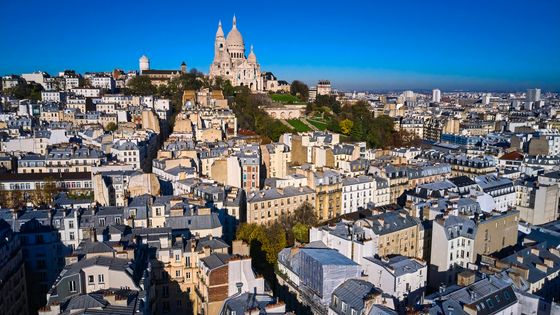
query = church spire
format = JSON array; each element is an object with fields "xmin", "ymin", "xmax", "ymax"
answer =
[
  {"xmin": 233, "ymin": 14, "xmax": 237, "ymax": 28},
  {"xmin": 216, "ymin": 19, "xmax": 224, "ymax": 37}
]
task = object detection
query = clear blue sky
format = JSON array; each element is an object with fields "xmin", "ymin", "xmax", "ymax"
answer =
[{"xmin": 2, "ymin": 0, "xmax": 559, "ymax": 91}]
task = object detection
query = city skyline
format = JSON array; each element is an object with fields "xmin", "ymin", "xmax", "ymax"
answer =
[{"xmin": 2, "ymin": 0, "xmax": 560, "ymax": 91}]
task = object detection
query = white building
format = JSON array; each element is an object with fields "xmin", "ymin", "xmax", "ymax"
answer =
[
  {"xmin": 362, "ymin": 256, "xmax": 427, "ymax": 304},
  {"xmin": 430, "ymin": 216, "xmax": 476, "ymax": 285},
  {"xmin": 432, "ymin": 89, "xmax": 441, "ymax": 103},
  {"xmin": 111, "ymin": 140, "xmax": 141, "ymax": 170},
  {"xmin": 475, "ymin": 175, "xmax": 516, "ymax": 212},
  {"xmin": 91, "ymin": 76, "xmax": 115, "ymax": 91},
  {"xmin": 526, "ymin": 88, "xmax": 541, "ymax": 102},
  {"xmin": 22, "ymin": 71, "xmax": 51, "ymax": 89},
  {"xmin": 41, "ymin": 91, "xmax": 66, "ymax": 103},
  {"xmin": 70, "ymin": 87, "xmax": 102, "ymax": 98},
  {"xmin": 317, "ymin": 80, "xmax": 332, "ymax": 96},
  {"xmin": 62, "ymin": 77, "xmax": 80, "ymax": 91},
  {"xmin": 209, "ymin": 16, "xmax": 263, "ymax": 91},
  {"xmin": 139, "ymin": 55, "xmax": 150, "ymax": 73},
  {"xmin": 341, "ymin": 175, "xmax": 375, "ymax": 214}
]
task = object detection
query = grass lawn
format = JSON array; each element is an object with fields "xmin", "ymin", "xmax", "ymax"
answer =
[
  {"xmin": 287, "ymin": 119, "xmax": 312, "ymax": 132},
  {"xmin": 306, "ymin": 118, "xmax": 327, "ymax": 130},
  {"xmin": 270, "ymin": 94, "xmax": 301, "ymax": 104}
]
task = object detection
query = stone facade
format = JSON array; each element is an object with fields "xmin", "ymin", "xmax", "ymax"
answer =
[{"xmin": 209, "ymin": 16, "xmax": 263, "ymax": 91}]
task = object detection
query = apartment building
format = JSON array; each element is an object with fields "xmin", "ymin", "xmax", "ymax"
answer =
[
  {"xmin": 261, "ymin": 142, "xmax": 290, "ymax": 178},
  {"xmin": 246, "ymin": 186, "xmax": 316, "ymax": 224},
  {"xmin": 0, "ymin": 219, "xmax": 29, "ymax": 315}
]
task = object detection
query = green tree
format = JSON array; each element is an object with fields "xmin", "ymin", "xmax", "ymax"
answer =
[
  {"xmin": 236, "ymin": 223, "xmax": 286, "ymax": 265},
  {"xmin": 127, "ymin": 76, "xmax": 157, "ymax": 96},
  {"xmin": 261, "ymin": 223, "xmax": 287, "ymax": 264},
  {"xmin": 315, "ymin": 95, "xmax": 341, "ymax": 114},
  {"xmin": 213, "ymin": 76, "xmax": 235, "ymax": 97},
  {"xmin": 350, "ymin": 121, "xmax": 365, "ymax": 141},
  {"xmin": 292, "ymin": 222, "xmax": 310, "ymax": 244},
  {"xmin": 230, "ymin": 87, "xmax": 292, "ymax": 141},
  {"xmin": 105, "ymin": 122, "xmax": 118, "ymax": 132},
  {"xmin": 339, "ymin": 119, "xmax": 354, "ymax": 135},
  {"xmin": 290, "ymin": 80, "xmax": 309, "ymax": 101},
  {"xmin": 5, "ymin": 82, "xmax": 44, "ymax": 101}
]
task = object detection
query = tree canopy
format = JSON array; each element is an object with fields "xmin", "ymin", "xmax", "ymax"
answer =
[
  {"xmin": 4, "ymin": 82, "xmax": 44, "ymax": 101},
  {"xmin": 290, "ymin": 80, "xmax": 309, "ymax": 102},
  {"xmin": 126, "ymin": 76, "xmax": 157, "ymax": 96},
  {"xmin": 324, "ymin": 100, "xmax": 421, "ymax": 148},
  {"xmin": 230, "ymin": 87, "xmax": 292, "ymax": 141}
]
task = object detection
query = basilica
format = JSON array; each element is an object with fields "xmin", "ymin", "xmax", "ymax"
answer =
[{"xmin": 209, "ymin": 16, "xmax": 263, "ymax": 91}]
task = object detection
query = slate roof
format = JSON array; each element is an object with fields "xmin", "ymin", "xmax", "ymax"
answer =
[
  {"xmin": 365, "ymin": 255, "xmax": 425, "ymax": 277},
  {"xmin": 500, "ymin": 242, "xmax": 560, "ymax": 284},
  {"xmin": 221, "ymin": 293, "xmax": 281, "ymax": 315},
  {"xmin": 441, "ymin": 215, "xmax": 477, "ymax": 240},
  {"xmin": 165, "ymin": 213, "xmax": 222, "ymax": 231},
  {"xmin": 200, "ymin": 252, "xmax": 231, "ymax": 269},
  {"xmin": 330, "ymin": 279, "xmax": 381, "ymax": 314},
  {"xmin": 367, "ymin": 211, "xmax": 420, "ymax": 236}
]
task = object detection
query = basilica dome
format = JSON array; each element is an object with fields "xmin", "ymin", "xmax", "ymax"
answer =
[
  {"xmin": 226, "ymin": 16, "xmax": 244, "ymax": 50},
  {"xmin": 247, "ymin": 45, "xmax": 257, "ymax": 64}
]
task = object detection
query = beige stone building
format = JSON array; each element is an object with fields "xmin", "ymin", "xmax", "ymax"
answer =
[
  {"xmin": 246, "ymin": 186, "xmax": 316, "ymax": 224},
  {"xmin": 261, "ymin": 143, "xmax": 290, "ymax": 178},
  {"xmin": 300, "ymin": 168, "xmax": 343, "ymax": 221},
  {"xmin": 356, "ymin": 210, "xmax": 424, "ymax": 259}
]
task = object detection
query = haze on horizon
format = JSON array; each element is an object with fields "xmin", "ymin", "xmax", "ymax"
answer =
[{"xmin": 2, "ymin": 0, "xmax": 559, "ymax": 92}]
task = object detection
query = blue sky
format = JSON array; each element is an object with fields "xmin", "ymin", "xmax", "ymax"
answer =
[{"xmin": 2, "ymin": 0, "xmax": 559, "ymax": 91}]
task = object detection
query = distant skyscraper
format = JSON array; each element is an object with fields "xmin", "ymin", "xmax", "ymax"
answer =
[
  {"xmin": 432, "ymin": 89, "xmax": 441, "ymax": 103},
  {"xmin": 526, "ymin": 88, "xmax": 541, "ymax": 102},
  {"xmin": 482, "ymin": 93, "xmax": 491, "ymax": 105}
]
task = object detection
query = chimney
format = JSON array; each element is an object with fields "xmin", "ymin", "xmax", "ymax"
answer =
[
  {"xmin": 544, "ymin": 258, "xmax": 554, "ymax": 268},
  {"xmin": 535, "ymin": 263, "xmax": 548, "ymax": 273},
  {"xmin": 104, "ymin": 292, "xmax": 116, "ymax": 305},
  {"xmin": 90, "ymin": 229, "xmax": 97, "ymax": 242},
  {"xmin": 232, "ymin": 240, "xmax": 249, "ymax": 256},
  {"xmin": 203, "ymin": 246, "xmax": 211, "ymax": 257},
  {"xmin": 549, "ymin": 248, "xmax": 560, "ymax": 258},
  {"xmin": 457, "ymin": 271, "xmax": 476, "ymax": 287},
  {"xmin": 197, "ymin": 207, "xmax": 211, "ymax": 216}
]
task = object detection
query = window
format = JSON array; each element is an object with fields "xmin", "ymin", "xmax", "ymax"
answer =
[
  {"xmin": 88, "ymin": 275, "xmax": 94, "ymax": 283},
  {"xmin": 333, "ymin": 295, "xmax": 339, "ymax": 307},
  {"xmin": 176, "ymin": 270, "xmax": 181, "ymax": 277},
  {"xmin": 68, "ymin": 220, "xmax": 74, "ymax": 229},
  {"xmin": 342, "ymin": 302, "xmax": 347, "ymax": 312},
  {"xmin": 69, "ymin": 232, "xmax": 75, "ymax": 240},
  {"xmin": 175, "ymin": 254, "xmax": 180, "ymax": 261},
  {"xmin": 186, "ymin": 272, "xmax": 191, "ymax": 279},
  {"xmin": 351, "ymin": 309, "xmax": 357, "ymax": 315},
  {"xmin": 69, "ymin": 280, "xmax": 76, "ymax": 292},
  {"xmin": 99, "ymin": 218, "xmax": 106, "ymax": 227},
  {"xmin": 98, "ymin": 274, "xmax": 104, "ymax": 283}
]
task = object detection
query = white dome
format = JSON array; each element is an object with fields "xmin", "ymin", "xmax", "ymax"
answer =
[
  {"xmin": 226, "ymin": 16, "xmax": 244, "ymax": 49},
  {"xmin": 247, "ymin": 45, "xmax": 257, "ymax": 64},
  {"xmin": 139, "ymin": 55, "xmax": 149, "ymax": 62}
]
